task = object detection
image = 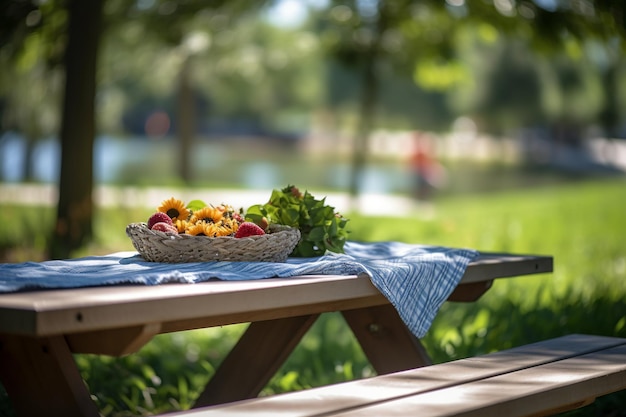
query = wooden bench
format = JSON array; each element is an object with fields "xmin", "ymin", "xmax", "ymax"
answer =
[{"xmin": 168, "ymin": 334, "xmax": 626, "ymax": 417}]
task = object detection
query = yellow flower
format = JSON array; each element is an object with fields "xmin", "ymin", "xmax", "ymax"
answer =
[
  {"xmin": 158, "ymin": 198, "xmax": 190, "ymax": 222},
  {"xmin": 184, "ymin": 221, "xmax": 230, "ymax": 237},
  {"xmin": 185, "ymin": 223, "xmax": 208, "ymax": 236},
  {"xmin": 202, "ymin": 223, "xmax": 223, "ymax": 237},
  {"xmin": 174, "ymin": 219, "xmax": 189, "ymax": 233},
  {"xmin": 206, "ymin": 220, "xmax": 235, "ymax": 237},
  {"xmin": 190, "ymin": 206, "xmax": 223, "ymax": 225},
  {"xmin": 222, "ymin": 218, "xmax": 239, "ymax": 234}
]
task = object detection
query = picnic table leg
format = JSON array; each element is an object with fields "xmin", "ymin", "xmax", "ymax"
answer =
[
  {"xmin": 342, "ymin": 304, "xmax": 432, "ymax": 374},
  {"xmin": 194, "ymin": 313, "xmax": 319, "ymax": 407},
  {"xmin": 0, "ymin": 334, "xmax": 100, "ymax": 417},
  {"xmin": 448, "ymin": 280, "xmax": 494, "ymax": 302}
]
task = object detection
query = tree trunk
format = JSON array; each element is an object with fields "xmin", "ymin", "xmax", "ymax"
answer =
[
  {"xmin": 178, "ymin": 56, "xmax": 195, "ymax": 184},
  {"xmin": 600, "ymin": 63, "xmax": 619, "ymax": 138},
  {"xmin": 347, "ymin": 1, "xmax": 388, "ymax": 203},
  {"xmin": 348, "ymin": 51, "xmax": 379, "ymax": 200},
  {"xmin": 21, "ymin": 134, "xmax": 36, "ymax": 182},
  {"xmin": 49, "ymin": 0, "xmax": 103, "ymax": 259}
]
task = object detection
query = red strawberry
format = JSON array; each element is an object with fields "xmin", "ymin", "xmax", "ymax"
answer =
[
  {"xmin": 148, "ymin": 212, "xmax": 173, "ymax": 229},
  {"xmin": 235, "ymin": 222, "xmax": 266, "ymax": 238},
  {"xmin": 151, "ymin": 222, "xmax": 178, "ymax": 234}
]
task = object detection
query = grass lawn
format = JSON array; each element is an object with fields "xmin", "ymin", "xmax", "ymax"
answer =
[{"xmin": 1, "ymin": 177, "xmax": 625, "ymax": 416}]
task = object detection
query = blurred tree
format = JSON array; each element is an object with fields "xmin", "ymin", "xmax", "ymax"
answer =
[
  {"xmin": 1, "ymin": 0, "xmax": 267, "ymax": 258},
  {"xmin": 124, "ymin": 0, "xmax": 229, "ymax": 184},
  {"xmin": 449, "ymin": 33, "xmax": 605, "ymax": 136},
  {"xmin": 315, "ymin": 0, "xmax": 626, "ymax": 197},
  {"xmin": 0, "ymin": 0, "xmax": 104, "ymax": 258},
  {"xmin": 99, "ymin": 4, "xmax": 323, "ymax": 146},
  {"xmin": 0, "ymin": 0, "xmax": 65, "ymax": 181},
  {"xmin": 0, "ymin": 57, "xmax": 61, "ymax": 181},
  {"xmin": 316, "ymin": 0, "xmax": 414, "ymax": 198},
  {"xmin": 447, "ymin": 3, "xmax": 623, "ymax": 137},
  {"xmin": 101, "ymin": 1, "xmax": 270, "ymax": 183},
  {"xmin": 50, "ymin": 0, "xmax": 104, "ymax": 259}
]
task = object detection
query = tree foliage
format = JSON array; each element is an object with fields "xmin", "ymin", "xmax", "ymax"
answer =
[{"xmin": 309, "ymin": 0, "xmax": 626, "ymax": 194}]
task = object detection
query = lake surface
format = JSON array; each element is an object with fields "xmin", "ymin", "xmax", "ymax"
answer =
[{"xmin": 0, "ymin": 133, "xmax": 413, "ymax": 194}]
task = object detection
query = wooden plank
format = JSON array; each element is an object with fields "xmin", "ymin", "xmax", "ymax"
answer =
[
  {"xmin": 342, "ymin": 304, "xmax": 432, "ymax": 374},
  {"xmin": 329, "ymin": 344, "xmax": 626, "ymax": 417},
  {"xmin": 166, "ymin": 335, "xmax": 625, "ymax": 417},
  {"xmin": 0, "ymin": 275, "xmax": 386, "ymax": 337},
  {"xmin": 0, "ymin": 334, "xmax": 100, "ymax": 417},
  {"xmin": 447, "ymin": 281, "xmax": 493, "ymax": 302},
  {"xmin": 193, "ymin": 314, "xmax": 319, "ymax": 407},
  {"xmin": 65, "ymin": 322, "xmax": 161, "ymax": 355},
  {"xmin": 460, "ymin": 253, "xmax": 553, "ymax": 284}
]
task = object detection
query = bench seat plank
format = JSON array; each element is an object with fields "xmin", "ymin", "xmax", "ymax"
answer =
[
  {"xmin": 332, "ymin": 344, "xmax": 626, "ymax": 417},
  {"xmin": 172, "ymin": 334, "xmax": 626, "ymax": 417}
]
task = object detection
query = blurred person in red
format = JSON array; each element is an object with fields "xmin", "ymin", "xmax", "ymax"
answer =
[{"xmin": 410, "ymin": 131, "xmax": 447, "ymax": 201}]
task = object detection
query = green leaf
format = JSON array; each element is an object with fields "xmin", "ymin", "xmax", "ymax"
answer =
[
  {"xmin": 307, "ymin": 226, "xmax": 327, "ymax": 241},
  {"xmin": 186, "ymin": 200, "xmax": 207, "ymax": 212},
  {"xmin": 278, "ymin": 371, "xmax": 301, "ymax": 391}
]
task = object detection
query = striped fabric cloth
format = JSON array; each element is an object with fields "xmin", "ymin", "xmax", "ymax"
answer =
[{"xmin": 0, "ymin": 241, "xmax": 478, "ymax": 337}]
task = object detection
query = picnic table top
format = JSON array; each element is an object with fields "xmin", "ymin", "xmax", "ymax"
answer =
[{"xmin": 0, "ymin": 252, "xmax": 552, "ymax": 339}]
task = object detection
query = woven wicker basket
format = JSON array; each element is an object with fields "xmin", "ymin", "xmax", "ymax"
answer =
[{"xmin": 126, "ymin": 223, "xmax": 301, "ymax": 263}]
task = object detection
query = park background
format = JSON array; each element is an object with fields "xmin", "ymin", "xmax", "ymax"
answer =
[{"xmin": 1, "ymin": 0, "xmax": 626, "ymax": 416}]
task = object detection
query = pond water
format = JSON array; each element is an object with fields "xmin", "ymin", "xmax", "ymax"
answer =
[{"xmin": 0, "ymin": 134, "xmax": 413, "ymax": 194}]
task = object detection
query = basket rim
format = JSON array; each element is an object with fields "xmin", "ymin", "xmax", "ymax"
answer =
[{"xmin": 126, "ymin": 222, "xmax": 298, "ymax": 241}]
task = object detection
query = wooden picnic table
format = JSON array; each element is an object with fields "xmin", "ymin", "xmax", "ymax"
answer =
[{"xmin": 0, "ymin": 252, "xmax": 552, "ymax": 417}]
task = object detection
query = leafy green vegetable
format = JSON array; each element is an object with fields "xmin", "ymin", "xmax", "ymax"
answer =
[{"xmin": 245, "ymin": 185, "xmax": 349, "ymax": 257}]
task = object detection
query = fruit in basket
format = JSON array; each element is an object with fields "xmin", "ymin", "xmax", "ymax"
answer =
[
  {"xmin": 135, "ymin": 188, "xmax": 347, "ymax": 258},
  {"xmin": 147, "ymin": 212, "xmax": 174, "ymax": 229},
  {"xmin": 151, "ymin": 222, "xmax": 179, "ymax": 234},
  {"xmin": 255, "ymin": 216, "xmax": 269, "ymax": 231},
  {"xmin": 235, "ymin": 222, "xmax": 266, "ymax": 238}
]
